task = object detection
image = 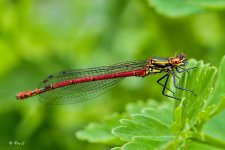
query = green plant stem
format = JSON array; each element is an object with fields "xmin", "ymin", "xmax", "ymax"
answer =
[
  {"xmin": 210, "ymin": 97, "xmax": 225, "ymax": 117},
  {"xmin": 187, "ymin": 132, "xmax": 225, "ymax": 149}
]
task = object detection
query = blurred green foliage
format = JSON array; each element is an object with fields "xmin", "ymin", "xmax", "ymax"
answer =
[{"xmin": 1, "ymin": 0, "xmax": 225, "ymax": 150}]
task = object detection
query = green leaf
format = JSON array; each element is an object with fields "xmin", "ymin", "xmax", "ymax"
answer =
[
  {"xmin": 125, "ymin": 100, "xmax": 149, "ymax": 115},
  {"xmin": 148, "ymin": 0, "xmax": 225, "ymax": 18},
  {"xmin": 192, "ymin": 0, "xmax": 225, "ymax": 9},
  {"xmin": 212, "ymin": 96, "xmax": 225, "ymax": 116},
  {"xmin": 112, "ymin": 114, "xmax": 171, "ymax": 141},
  {"xmin": 175, "ymin": 58, "xmax": 217, "ymax": 128},
  {"xmin": 76, "ymin": 100, "xmax": 172, "ymax": 145},
  {"xmin": 112, "ymin": 101, "xmax": 179, "ymax": 149},
  {"xmin": 76, "ymin": 113, "xmax": 123, "ymax": 145},
  {"xmin": 196, "ymin": 105, "xmax": 215, "ymax": 129},
  {"xmin": 148, "ymin": 0, "xmax": 204, "ymax": 17},
  {"xmin": 171, "ymin": 100, "xmax": 183, "ymax": 132},
  {"xmin": 111, "ymin": 147, "xmax": 121, "ymax": 150},
  {"xmin": 203, "ymin": 110, "xmax": 225, "ymax": 142},
  {"xmin": 209, "ymin": 56, "xmax": 225, "ymax": 105},
  {"xmin": 186, "ymin": 131, "xmax": 225, "ymax": 149},
  {"xmin": 126, "ymin": 100, "xmax": 173, "ymax": 125},
  {"xmin": 121, "ymin": 136, "xmax": 177, "ymax": 150},
  {"xmin": 201, "ymin": 57, "xmax": 225, "ymax": 143},
  {"xmin": 141, "ymin": 102, "xmax": 173, "ymax": 125},
  {"xmin": 188, "ymin": 141, "xmax": 224, "ymax": 150}
]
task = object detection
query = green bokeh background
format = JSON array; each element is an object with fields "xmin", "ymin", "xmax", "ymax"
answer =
[{"xmin": 0, "ymin": 0, "xmax": 225, "ymax": 149}]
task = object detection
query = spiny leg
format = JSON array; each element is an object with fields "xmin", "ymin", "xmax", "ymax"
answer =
[
  {"xmin": 157, "ymin": 73, "xmax": 175, "ymax": 95},
  {"xmin": 174, "ymin": 71, "xmax": 180, "ymax": 79},
  {"xmin": 174, "ymin": 66, "xmax": 196, "ymax": 81},
  {"xmin": 171, "ymin": 69, "xmax": 196, "ymax": 96},
  {"xmin": 161, "ymin": 74, "xmax": 180, "ymax": 100},
  {"xmin": 176, "ymin": 66, "xmax": 197, "ymax": 73}
]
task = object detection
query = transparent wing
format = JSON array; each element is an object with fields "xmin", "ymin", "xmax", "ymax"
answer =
[{"xmin": 38, "ymin": 60, "xmax": 146, "ymax": 104}]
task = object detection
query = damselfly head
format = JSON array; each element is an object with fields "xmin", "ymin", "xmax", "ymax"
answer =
[
  {"xmin": 177, "ymin": 53, "xmax": 187, "ymax": 66},
  {"xmin": 170, "ymin": 53, "xmax": 187, "ymax": 66}
]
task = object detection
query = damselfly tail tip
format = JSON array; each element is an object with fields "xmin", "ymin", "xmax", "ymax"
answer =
[
  {"xmin": 16, "ymin": 91, "xmax": 26, "ymax": 100},
  {"xmin": 16, "ymin": 90, "xmax": 34, "ymax": 100},
  {"xmin": 16, "ymin": 89, "xmax": 40, "ymax": 100}
]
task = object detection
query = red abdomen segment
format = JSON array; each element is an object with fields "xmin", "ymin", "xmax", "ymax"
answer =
[
  {"xmin": 16, "ymin": 69, "xmax": 146, "ymax": 101},
  {"xmin": 16, "ymin": 89, "xmax": 40, "ymax": 100},
  {"xmin": 52, "ymin": 69, "xmax": 146, "ymax": 88}
]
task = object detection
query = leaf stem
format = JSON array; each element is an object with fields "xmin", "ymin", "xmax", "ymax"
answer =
[{"xmin": 187, "ymin": 132, "xmax": 225, "ymax": 149}]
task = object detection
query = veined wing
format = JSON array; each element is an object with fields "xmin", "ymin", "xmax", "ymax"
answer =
[{"xmin": 38, "ymin": 60, "xmax": 147, "ymax": 104}]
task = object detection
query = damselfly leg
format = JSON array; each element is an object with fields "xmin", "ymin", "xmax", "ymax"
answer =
[
  {"xmin": 158, "ymin": 67, "xmax": 196, "ymax": 100},
  {"xmin": 171, "ymin": 69, "xmax": 196, "ymax": 96},
  {"xmin": 157, "ymin": 74, "xmax": 175, "ymax": 95},
  {"xmin": 176, "ymin": 66, "xmax": 197, "ymax": 73},
  {"xmin": 161, "ymin": 74, "xmax": 181, "ymax": 100}
]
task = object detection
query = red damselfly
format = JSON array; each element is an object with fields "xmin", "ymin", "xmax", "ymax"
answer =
[{"xmin": 16, "ymin": 54, "xmax": 196, "ymax": 104}]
